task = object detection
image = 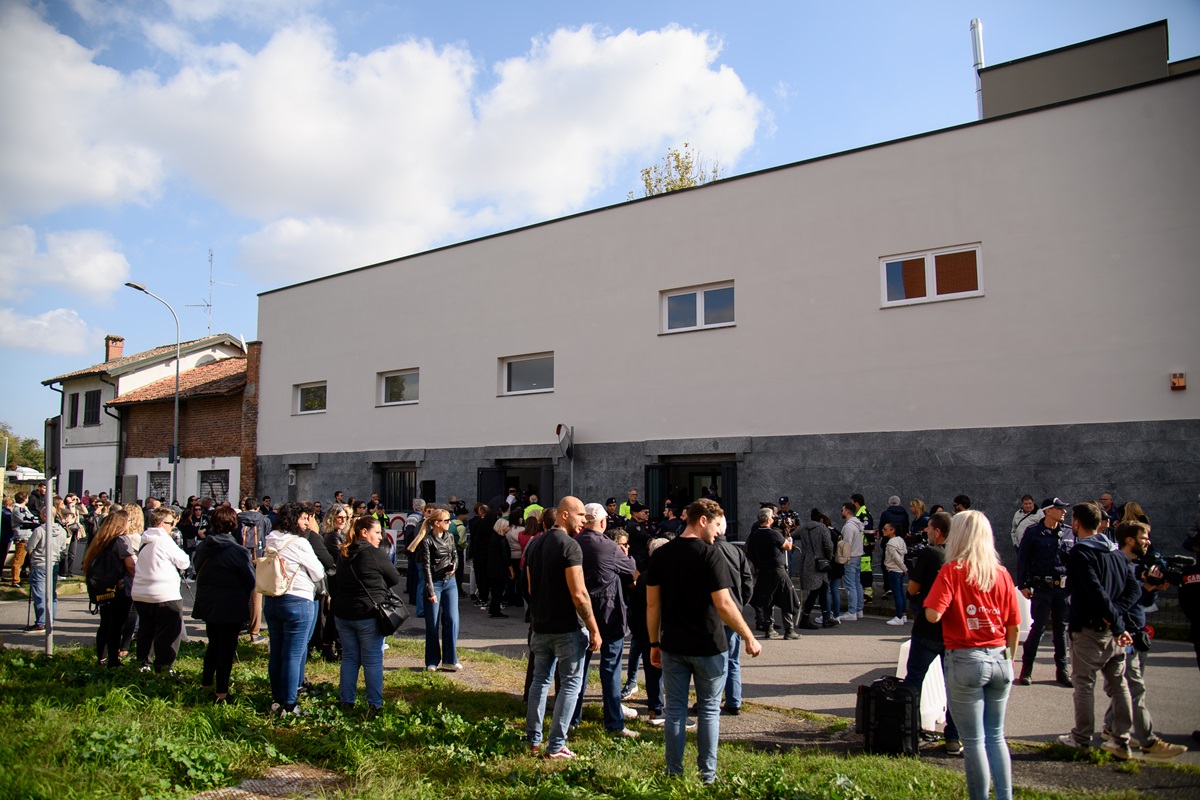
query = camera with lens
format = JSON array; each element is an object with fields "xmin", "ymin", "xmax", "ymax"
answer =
[
  {"xmin": 1138, "ymin": 551, "xmax": 1197, "ymax": 586},
  {"xmin": 777, "ymin": 509, "xmax": 800, "ymax": 530}
]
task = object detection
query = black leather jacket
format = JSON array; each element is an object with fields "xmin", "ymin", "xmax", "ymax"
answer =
[{"xmin": 419, "ymin": 530, "xmax": 458, "ymax": 588}]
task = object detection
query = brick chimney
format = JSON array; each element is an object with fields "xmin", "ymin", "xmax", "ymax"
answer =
[{"xmin": 104, "ymin": 335, "xmax": 125, "ymax": 361}]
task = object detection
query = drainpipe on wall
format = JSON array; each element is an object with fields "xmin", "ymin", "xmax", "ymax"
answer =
[{"xmin": 100, "ymin": 375, "xmax": 121, "ymax": 498}]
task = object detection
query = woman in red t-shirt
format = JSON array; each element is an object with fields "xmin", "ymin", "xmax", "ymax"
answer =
[{"xmin": 925, "ymin": 510, "xmax": 1021, "ymax": 800}]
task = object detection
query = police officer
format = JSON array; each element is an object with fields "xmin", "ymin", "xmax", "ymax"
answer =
[
  {"xmin": 1015, "ymin": 497, "xmax": 1075, "ymax": 686},
  {"xmin": 604, "ymin": 498, "xmax": 627, "ymax": 534}
]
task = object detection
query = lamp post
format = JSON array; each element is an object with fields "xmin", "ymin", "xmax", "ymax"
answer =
[{"xmin": 125, "ymin": 282, "xmax": 180, "ymax": 505}]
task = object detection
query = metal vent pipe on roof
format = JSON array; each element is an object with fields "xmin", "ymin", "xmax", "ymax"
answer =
[{"xmin": 970, "ymin": 18, "xmax": 985, "ymax": 119}]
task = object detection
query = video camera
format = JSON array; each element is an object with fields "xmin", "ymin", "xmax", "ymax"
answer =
[
  {"xmin": 1138, "ymin": 551, "xmax": 1197, "ymax": 587},
  {"xmin": 777, "ymin": 509, "xmax": 800, "ymax": 530}
]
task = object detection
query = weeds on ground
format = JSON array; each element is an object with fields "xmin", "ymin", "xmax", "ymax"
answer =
[{"xmin": 0, "ymin": 644, "xmax": 1160, "ymax": 800}]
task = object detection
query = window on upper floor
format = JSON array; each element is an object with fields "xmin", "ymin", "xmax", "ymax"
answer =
[
  {"xmin": 294, "ymin": 381, "xmax": 327, "ymax": 414},
  {"xmin": 880, "ymin": 244, "xmax": 983, "ymax": 308},
  {"xmin": 661, "ymin": 282, "xmax": 735, "ymax": 334},
  {"xmin": 68, "ymin": 393, "xmax": 79, "ymax": 428},
  {"xmin": 378, "ymin": 369, "xmax": 420, "ymax": 406},
  {"xmin": 83, "ymin": 389, "xmax": 101, "ymax": 426},
  {"xmin": 501, "ymin": 353, "xmax": 553, "ymax": 396}
]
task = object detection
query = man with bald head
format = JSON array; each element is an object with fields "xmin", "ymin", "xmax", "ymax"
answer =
[{"xmin": 525, "ymin": 496, "xmax": 602, "ymax": 759}]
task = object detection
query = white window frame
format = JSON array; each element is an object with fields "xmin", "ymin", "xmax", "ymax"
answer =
[
  {"xmin": 879, "ymin": 244, "xmax": 984, "ymax": 308},
  {"xmin": 378, "ymin": 368, "xmax": 420, "ymax": 407},
  {"xmin": 293, "ymin": 381, "xmax": 327, "ymax": 415},
  {"xmin": 660, "ymin": 281, "xmax": 736, "ymax": 334},
  {"xmin": 499, "ymin": 352, "xmax": 554, "ymax": 396}
]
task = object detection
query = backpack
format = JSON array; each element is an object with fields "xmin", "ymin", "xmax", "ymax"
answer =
[
  {"xmin": 255, "ymin": 536, "xmax": 299, "ymax": 596},
  {"xmin": 86, "ymin": 542, "xmax": 126, "ymax": 609},
  {"xmin": 239, "ymin": 514, "xmax": 263, "ymax": 555}
]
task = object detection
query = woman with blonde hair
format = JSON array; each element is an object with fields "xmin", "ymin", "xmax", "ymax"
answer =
[
  {"xmin": 1119, "ymin": 501, "xmax": 1149, "ymax": 526},
  {"xmin": 82, "ymin": 510, "xmax": 136, "ymax": 667},
  {"xmin": 925, "ymin": 510, "xmax": 1022, "ymax": 800},
  {"xmin": 487, "ymin": 516, "xmax": 512, "ymax": 619},
  {"xmin": 418, "ymin": 508, "xmax": 461, "ymax": 670}
]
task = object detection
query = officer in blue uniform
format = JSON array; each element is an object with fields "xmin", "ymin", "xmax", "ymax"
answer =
[{"xmin": 1015, "ymin": 497, "xmax": 1075, "ymax": 686}]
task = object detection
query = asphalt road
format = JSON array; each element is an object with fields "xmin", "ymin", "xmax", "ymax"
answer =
[{"xmin": 3, "ymin": 583, "xmax": 1196, "ymax": 766}]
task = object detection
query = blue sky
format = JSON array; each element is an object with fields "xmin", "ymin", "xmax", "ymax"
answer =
[{"xmin": 2, "ymin": 0, "xmax": 1198, "ymax": 441}]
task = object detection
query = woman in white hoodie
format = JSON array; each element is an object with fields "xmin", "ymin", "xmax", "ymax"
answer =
[
  {"xmin": 130, "ymin": 506, "xmax": 191, "ymax": 673},
  {"xmin": 262, "ymin": 502, "xmax": 326, "ymax": 716}
]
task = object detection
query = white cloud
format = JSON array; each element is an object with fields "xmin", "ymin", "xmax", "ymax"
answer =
[
  {"xmin": 2, "ymin": 7, "xmax": 764, "ymax": 282},
  {"xmin": 0, "ymin": 307, "xmax": 100, "ymax": 356},
  {"xmin": 0, "ymin": 3, "xmax": 163, "ymax": 221},
  {"xmin": 0, "ymin": 225, "xmax": 131, "ymax": 301}
]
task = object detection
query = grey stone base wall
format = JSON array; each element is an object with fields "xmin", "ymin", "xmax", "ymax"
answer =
[{"xmin": 258, "ymin": 418, "xmax": 1199, "ymax": 559}]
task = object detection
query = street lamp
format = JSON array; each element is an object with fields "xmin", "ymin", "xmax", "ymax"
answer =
[{"xmin": 125, "ymin": 282, "xmax": 180, "ymax": 506}]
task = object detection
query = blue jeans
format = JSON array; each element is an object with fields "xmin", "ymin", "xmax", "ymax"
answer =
[
  {"xmin": 415, "ymin": 566, "xmax": 426, "ymax": 618},
  {"xmin": 264, "ymin": 594, "xmax": 317, "ymax": 708},
  {"xmin": 572, "ymin": 634, "xmax": 626, "ymax": 730},
  {"xmin": 723, "ymin": 627, "xmax": 742, "ymax": 709},
  {"xmin": 904, "ymin": 635, "xmax": 958, "ymax": 741},
  {"xmin": 336, "ymin": 615, "xmax": 384, "ymax": 708},
  {"xmin": 887, "ymin": 571, "xmax": 906, "ymax": 617},
  {"xmin": 662, "ymin": 649, "xmax": 727, "ymax": 783},
  {"xmin": 843, "ymin": 567, "xmax": 863, "ymax": 614},
  {"xmin": 29, "ymin": 565, "xmax": 58, "ymax": 626},
  {"xmin": 945, "ymin": 647, "xmax": 1014, "ymax": 800},
  {"xmin": 827, "ymin": 575, "xmax": 842, "ymax": 618},
  {"xmin": 424, "ymin": 577, "xmax": 459, "ymax": 668},
  {"xmin": 527, "ymin": 629, "xmax": 587, "ymax": 752}
]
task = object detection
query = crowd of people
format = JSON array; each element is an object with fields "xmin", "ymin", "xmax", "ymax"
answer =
[{"xmin": 2, "ymin": 484, "xmax": 1198, "ymax": 793}]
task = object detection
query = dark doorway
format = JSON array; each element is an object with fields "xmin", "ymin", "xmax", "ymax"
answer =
[
  {"xmin": 477, "ymin": 463, "xmax": 554, "ymax": 509},
  {"xmin": 381, "ymin": 468, "xmax": 416, "ymax": 514},
  {"xmin": 646, "ymin": 461, "xmax": 739, "ymax": 538}
]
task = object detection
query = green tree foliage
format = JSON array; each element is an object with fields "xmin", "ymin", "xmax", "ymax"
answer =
[
  {"xmin": 629, "ymin": 142, "xmax": 724, "ymax": 199},
  {"xmin": 1, "ymin": 421, "xmax": 44, "ymax": 472}
]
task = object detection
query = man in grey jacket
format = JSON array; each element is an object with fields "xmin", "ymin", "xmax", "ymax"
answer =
[{"xmin": 25, "ymin": 510, "xmax": 68, "ymax": 631}]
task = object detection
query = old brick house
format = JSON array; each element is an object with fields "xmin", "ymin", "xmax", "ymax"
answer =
[{"xmin": 107, "ymin": 342, "xmax": 262, "ymax": 503}]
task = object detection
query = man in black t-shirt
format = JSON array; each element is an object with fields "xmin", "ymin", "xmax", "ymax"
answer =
[
  {"xmin": 902, "ymin": 511, "xmax": 960, "ymax": 753},
  {"xmin": 524, "ymin": 497, "xmax": 601, "ymax": 760},
  {"xmin": 647, "ymin": 498, "xmax": 761, "ymax": 784}
]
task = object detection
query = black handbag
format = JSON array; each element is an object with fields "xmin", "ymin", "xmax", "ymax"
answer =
[
  {"xmin": 349, "ymin": 552, "xmax": 410, "ymax": 635},
  {"xmin": 815, "ymin": 557, "xmax": 832, "ymax": 573}
]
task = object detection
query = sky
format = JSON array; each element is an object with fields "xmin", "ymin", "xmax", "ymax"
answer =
[{"xmin": 2, "ymin": 0, "xmax": 1198, "ymax": 442}]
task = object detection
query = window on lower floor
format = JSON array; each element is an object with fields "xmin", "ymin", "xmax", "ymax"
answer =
[
  {"xmin": 378, "ymin": 369, "xmax": 419, "ymax": 406},
  {"xmin": 67, "ymin": 469, "xmax": 83, "ymax": 496},
  {"xmin": 661, "ymin": 282, "xmax": 735, "ymax": 333},
  {"xmin": 501, "ymin": 353, "xmax": 554, "ymax": 395},
  {"xmin": 199, "ymin": 470, "xmax": 229, "ymax": 504},
  {"xmin": 147, "ymin": 471, "xmax": 171, "ymax": 501},
  {"xmin": 83, "ymin": 389, "xmax": 102, "ymax": 425},
  {"xmin": 881, "ymin": 244, "xmax": 983, "ymax": 307},
  {"xmin": 294, "ymin": 382, "xmax": 327, "ymax": 414}
]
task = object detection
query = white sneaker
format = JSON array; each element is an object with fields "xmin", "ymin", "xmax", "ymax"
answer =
[
  {"xmin": 621, "ymin": 704, "xmax": 638, "ymax": 720},
  {"xmin": 647, "ymin": 714, "xmax": 665, "ymax": 727},
  {"xmin": 886, "ymin": 617, "xmax": 905, "ymax": 626},
  {"xmin": 812, "ymin": 614, "xmax": 823, "ymax": 625},
  {"xmin": 856, "ymin": 611, "xmax": 864, "ymax": 619},
  {"xmin": 838, "ymin": 613, "xmax": 856, "ymax": 622}
]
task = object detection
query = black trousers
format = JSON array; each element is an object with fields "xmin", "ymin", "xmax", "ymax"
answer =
[
  {"xmin": 1021, "ymin": 585, "xmax": 1070, "ymax": 672},
  {"xmin": 802, "ymin": 580, "xmax": 829, "ymax": 616},
  {"xmin": 134, "ymin": 599, "xmax": 184, "ymax": 671},
  {"xmin": 203, "ymin": 621, "xmax": 242, "ymax": 694},
  {"xmin": 96, "ymin": 595, "xmax": 133, "ymax": 666}
]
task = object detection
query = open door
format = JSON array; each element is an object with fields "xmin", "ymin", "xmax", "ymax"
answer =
[
  {"xmin": 644, "ymin": 465, "xmax": 667, "ymax": 521},
  {"xmin": 477, "ymin": 467, "xmax": 506, "ymax": 509},
  {"xmin": 721, "ymin": 462, "xmax": 739, "ymax": 539},
  {"xmin": 538, "ymin": 465, "xmax": 554, "ymax": 504}
]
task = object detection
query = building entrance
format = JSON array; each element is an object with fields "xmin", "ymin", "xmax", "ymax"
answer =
[{"xmin": 646, "ymin": 460, "xmax": 739, "ymax": 538}]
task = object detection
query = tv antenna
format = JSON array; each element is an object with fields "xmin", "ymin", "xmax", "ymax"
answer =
[{"xmin": 186, "ymin": 249, "xmax": 237, "ymax": 334}]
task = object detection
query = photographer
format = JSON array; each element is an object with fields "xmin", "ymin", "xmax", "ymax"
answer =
[{"xmin": 1098, "ymin": 522, "xmax": 1187, "ymax": 759}]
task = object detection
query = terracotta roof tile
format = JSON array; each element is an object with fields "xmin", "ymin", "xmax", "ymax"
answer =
[
  {"xmin": 44, "ymin": 333, "xmax": 241, "ymax": 384},
  {"xmin": 108, "ymin": 357, "xmax": 247, "ymax": 406}
]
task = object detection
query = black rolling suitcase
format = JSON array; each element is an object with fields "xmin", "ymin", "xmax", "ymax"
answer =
[{"xmin": 860, "ymin": 676, "xmax": 920, "ymax": 756}]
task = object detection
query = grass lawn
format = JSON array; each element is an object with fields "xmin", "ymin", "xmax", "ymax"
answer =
[{"xmin": 0, "ymin": 640, "xmax": 1154, "ymax": 800}]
